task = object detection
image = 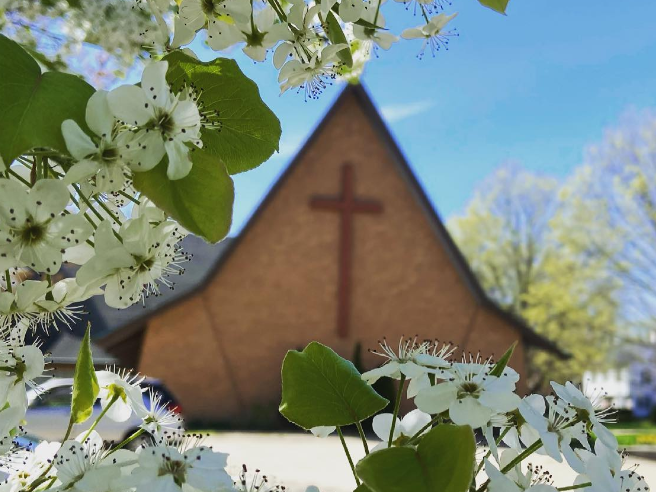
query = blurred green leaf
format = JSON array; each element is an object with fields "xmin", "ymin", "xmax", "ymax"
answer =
[{"xmin": 477, "ymin": 0, "xmax": 509, "ymax": 14}]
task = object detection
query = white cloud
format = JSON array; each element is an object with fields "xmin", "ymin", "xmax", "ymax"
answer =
[{"xmin": 380, "ymin": 100, "xmax": 434, "ymax": 123}]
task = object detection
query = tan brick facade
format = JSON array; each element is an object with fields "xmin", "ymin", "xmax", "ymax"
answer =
[{"xmin": 132, "ymin": 86, "xmax": 535, "ymax": 424}]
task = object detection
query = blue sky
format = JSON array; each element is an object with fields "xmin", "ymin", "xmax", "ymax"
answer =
[{"xmin": 192, "ymin": 1, "xmax": 656, "ymax": 233}]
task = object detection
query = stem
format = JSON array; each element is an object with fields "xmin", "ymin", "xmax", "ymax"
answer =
[
  {"xmin": 388, "ymin": 374, "xmax": 406, "ymax": 447},
  {"xmin": 267, "ymin": 0, "xmax": 287, "ymax": 22},
  {"xmin": 337, "ymin": 427, "xmax": 360, "ymax": 486},
  {"xmin": 474, "ymin": 427, "xmax": 512, "ymax": 477},
  {"xmin": 558, "ymin": 484, "xmax": 592, "ymax": 491},
  {"xmin": 355, "ymin": 421, "xmax": 370, "ymax": 455},
  {"xmin": 4, "ymin": 270, "xmax": 12, "ymax": 293},
  {"xmin": 7, "ymin": 167, "xmax": 32, "ymax": 187},
  {"xmin": 82, "ymin": 394, "xmax": 119, "ymax": 443},
  {"xmin": 406, "ymin": 414, "xmax": 440, "ymax": 445},
  {"xmin": 373, "ymin": 0, "xmax": 383, "ymax": 26},
  {"xmin": 420, "ymin": 4, "xmax": 430, "ymax": 23},
  {"xmin": 117, "ymin": 189, "xmax": 140, "ymax": 205},
  {"xmin": 477, "ymin": 439, "xmax": 543, "ymax": 492},
  {"xmin": 25, "ymin": 419, "xmax": 75, "ymax": 492},
  {"xmin": 95, "ymin": 198, "xmax": 123, "ymax": 226},
  {"xmin": 108, "ymin": 428, "xmax": 145, "ymax": 455},
  {"xmin": 74, "ymin": 184, "xmax": 106, "ymax": 223}
]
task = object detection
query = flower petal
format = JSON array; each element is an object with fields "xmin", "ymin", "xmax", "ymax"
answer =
[
  {"xmin": 141, "ymin": 61, "xmax": 171, "ymax": 106},
  {"xmin": 448, "ymin": 397, "xmax": 493, "ymax": 429},
  {"xmin": 310, "ymin": 426, "xmax": 336, "ymax": 438},
  {"xmin": 85, "ymin": 90, "xmax": 115, "ymax": 138},
  {"xmin": 0, "ymin": 179, "xmax": 28, "ymax": 225},
  {"xmin": 372, "ymin": 413, "xmax": 400, "ymax": 443},
  {"xmin": 64, "ymin": 159, "xmax": 100, "ymax": 185},
  {"xmin": 399, "ymin": 409, "xmax": 432, "ymax": 437},
  {"xmin": 414, "ymin": 382, "xmax": 457, "ymax": 415},
  {"xmin": 28, "ymin": 177, "xmax": 69, "ymax": 223},
  {"xmin": 48, "ymin": 213, "xmax": 94, "ymax": 250},
  {"xmin": 165, "ymin": 140, "xmax": 193, "ymax": 180},
  {"xmin": 108, "ymin": 85, "xmax": 153, "ymax": 126},
  {"xmin": 62, "ymin": 120, "xmax": 98, "ymax": 160}
]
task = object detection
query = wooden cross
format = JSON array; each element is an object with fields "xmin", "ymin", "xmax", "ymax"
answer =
[{"xmin": 309, "ymin": 163, "xmax": 383, "ymax": 338}]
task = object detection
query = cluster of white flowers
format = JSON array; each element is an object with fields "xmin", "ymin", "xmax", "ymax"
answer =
[
  {"xmin": 0, "ymin": 59, "xmax": 201, "ymax": 334},
  {"xmin": 311, "ymin": 338, "xmax": 649, "ymax": 492},
  {"xmin": 0, "ymin": 365, "xmax": 240, "ymax": 492},
  {"xmin": 3, "ymin": 0, "xmax": 460, "ymax": 92},
  {"xmin": 0, "ymin": 0, "xmax": 162, "ymax": 86},
  {"xmin": 171, "ymin": 0, "xmax": 459, "ymax": 97}
]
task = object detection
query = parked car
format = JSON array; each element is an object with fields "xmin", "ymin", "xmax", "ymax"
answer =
[{"xmin": 25, "ymin": 377, "xmax": 182, "ymax": 443}]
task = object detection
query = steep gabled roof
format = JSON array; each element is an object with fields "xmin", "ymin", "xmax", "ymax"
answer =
[{"xmin": 98, "ymin": 83, "xmax": 566, "ymax": 358}]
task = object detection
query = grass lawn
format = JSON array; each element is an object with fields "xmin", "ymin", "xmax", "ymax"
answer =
[{"xmin": 607, "ymin": 421, "xmax": 656, "ymax": 446}]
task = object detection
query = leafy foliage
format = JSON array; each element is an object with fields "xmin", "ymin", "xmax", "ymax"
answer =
[
  {"xmin": 70, "ymin": 324, "xmax": 100, "ymax": 424},
  {"xmin": 356, "ymin": 425, "xmax": 476, "ymax": 492},
  {"xmin": 279, "ymin": 342, "xmax": 388, "ymax": 429},
  {"xmin": 448, "ymin": 164, "xmax": 618, "ymax": 389},
  {"xmin": 0, "ymin": 34, "xmax": 94, "ymax": 164},
  {"xmin": 133, "ymin": 149, "xmax": 234, "ymax": 243},
  {"xmin": 163, "ymin": 51, "xmax": 281, "ymax": 175}
]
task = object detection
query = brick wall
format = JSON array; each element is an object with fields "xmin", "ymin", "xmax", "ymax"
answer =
[{"xmin": 138, "ymin": 90, "xmax": 528, "ymax": 423}]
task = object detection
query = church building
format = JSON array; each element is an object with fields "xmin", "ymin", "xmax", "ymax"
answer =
[{"xmin": 90, "ymin": 85, "xmax": 564, "ymax": 424}]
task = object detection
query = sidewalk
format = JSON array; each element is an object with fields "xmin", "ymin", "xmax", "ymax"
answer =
[{"xmin": 206, "ymin": 432, "xmax": 656, "ymax": 492}]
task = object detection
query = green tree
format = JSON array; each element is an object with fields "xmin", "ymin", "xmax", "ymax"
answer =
[
  {"xmin": 448, "ymin": 164, "xmax": 618, "ymax": 391},
  {"xmin": 555, "ymin": 111, "xmax": 656, "ymax": 337}
]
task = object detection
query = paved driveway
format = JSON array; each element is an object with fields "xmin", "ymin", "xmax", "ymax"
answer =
[{"xmin": 206, "ymin": 432, "xmax": 656, "ymax": 492}]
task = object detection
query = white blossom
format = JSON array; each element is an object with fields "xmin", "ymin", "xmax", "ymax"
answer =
[
  {"xmin": 179, "ymin": 0, "xmax": 251, "ymax": 30},
  {"xmin": 485, "ymin": 450, "xmax": 558, "ymax": 492},
  {"xmin": 96, "ymin": 369, "xmax": 147, "ymax": 422},
  {"xmin": 371, "ymin": 409, "xmax": 431, "ymax": 451},
  {"xmin": 76, "ymin": 217, "xmax": 187, "ymax": 309},
  {"xmin": 129, "ymin": 439, "xmax": 234, "ymax": 492},
  {"xmin": 414, "ymin": 361, "xmax": 520, "ymax": 429},
  {"xmin": 0, "ymin": 179, "xmax": 92, "ymax": 274},
  {"xmin": 550, "ymin": 381, "xmax": 617, "ymax": 449},
  {"xmin": 401, "ymin": 12, "xmax": 458, "ymax": 59},
  {"xmin": 518, "ymin": 395, "xmax": 589, "ymax": 471},
  {"xmin": 0, "ymin": 440, "xmax": 60, "ymax": 491},
  {"xmin": 135, "ymin": 389, "xmax": 185, "ymax": 442},
  {"xmin": 107, "ymin": 61, "xmax": 202, "ymax": 180},
  {"xmin": 208, "ymin": 7, "xmax": 291, "ymax": 61},
  {"xmin": 574, "ymin": 440, "xmax": 648, "ymax": 492},
  {"xmin": 62, "ymin": 90, "xmax": 131, "ymax": 193},
  {"xmin": 53, "ymin": 431, "xmax": 136, "ymax": 492},
  {"xmin": 362, "ymin": 337, "xmax": 454, "ymax": 398}
]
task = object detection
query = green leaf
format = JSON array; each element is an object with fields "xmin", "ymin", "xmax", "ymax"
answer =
[
  {"xmin": 325, "ymin": 12, "xmax": 353, "ymax": 68},
  {"xmin": 489, "ymin": 341, "xmax": 517, "ymax": 377},
  {"xmin": 279, "ymin": 342, "xmax": 388, "ymax": 429},
  {"xmin": 354, "ymin": 486, "xmax": 374, "ymax": 492},
  {"xmin": 0, "ymin": 34, "xmax": 94, "ymax": 164},
  {"xmin": 70, "ymin": 324, "xmax": 100, "ymax": 424},
  {"xmin": 477, "ymin": 0, "xmax": 509, "ymax": 14},
  {"xmin": 356, "ymin": 425, "xmax": 476, "ymax": 492},
  {"xmin": 133, "ymin": 148, "xmax": 234, "ymax": 243},
  {"xmin": 163, "ymin": 51, "xmax": 281, "ymax": 175}
]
